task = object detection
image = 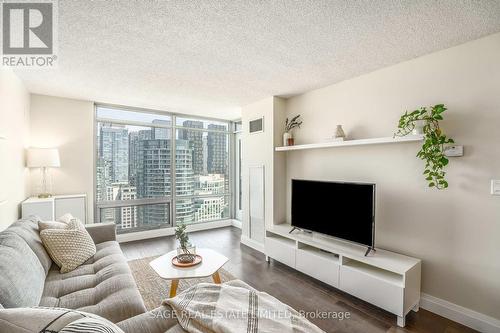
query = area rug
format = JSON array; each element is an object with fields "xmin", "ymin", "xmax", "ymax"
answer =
[{"xmin": 128, "ymin": 255, "xmax": 236, "ymax": 310}]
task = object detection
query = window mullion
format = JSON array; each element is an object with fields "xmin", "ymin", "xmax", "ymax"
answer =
[{"xmin": 171, "ymin": 114, "xmax": 177, "ymax": 227}]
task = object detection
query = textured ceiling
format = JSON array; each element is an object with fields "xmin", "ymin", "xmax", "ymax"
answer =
[{"xmin": 14, "ymin": 1, "xmax": 500, "ymax": 119}]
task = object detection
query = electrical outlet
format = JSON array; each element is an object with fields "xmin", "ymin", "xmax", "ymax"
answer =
[
  {"xmin": 491, "ymin": 180, "xmax": 500, "ymax": 196},
  {"xmin": 444, "ymin": 145, "xmax": 464, "ymax": 157}
]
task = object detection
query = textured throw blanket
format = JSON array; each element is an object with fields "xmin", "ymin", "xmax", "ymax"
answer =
[{"xmin": 164, "ymin": 280, "xmax": 324, "ymax": 333}]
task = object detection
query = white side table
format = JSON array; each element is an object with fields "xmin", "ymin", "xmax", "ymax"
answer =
[{"xmin": 149, "ymin": 248, "xmax": 229, "ymax": 297}]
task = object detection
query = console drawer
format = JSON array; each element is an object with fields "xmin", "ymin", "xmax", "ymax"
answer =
[
  {"xmin": 340, "ymin": 265, "xmax": 404, "ymax": 315},
  {"xmin": 265, "ymin": 236, "xmax": 295, "ymax": 267},
  {"xmin": 296, "ymin": 247, "xmax": 339, "ymax": 287}
]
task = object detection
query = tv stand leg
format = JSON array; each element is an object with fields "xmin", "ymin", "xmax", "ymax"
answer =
[
  {"xmin": 289, "ymin": 227, "xmax": 298, "ymax": 234},
  {"xmin": 397, "ymin": 315, "xmax": 406, "ymax": 327},
  {"xmin": 364, "ymin": 247, "xmax": 376, "ymax": 256},
  {"xmin": 265, "ymin": 255, "xmax": 270, "ymax": 263},
  {"xmin": 412, "ymin": 301, "xmax": 420, "ymax": 312}
]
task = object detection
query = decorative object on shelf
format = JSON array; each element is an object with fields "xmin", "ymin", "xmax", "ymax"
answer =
[
  {"xmin": 283, "ymin": 132, "xmax": 293, "ymax": 146},
  {"xmin": 334, "ymin": 125, "xmax": 346, "ymax": 140},
  {"xmin": 283, "ymin": 114, "xmax": 302, "ymax": 146},
  {"xmin": 174, "ymin": 222, "xmax": 197, "ymax": 263},
  {"xmin": 27, "ymin": 148, "xmax": 60, "ymax": 198},
  {"xmin": 394, "ymin": 104, "xmax": 454, "ymax": 189}
]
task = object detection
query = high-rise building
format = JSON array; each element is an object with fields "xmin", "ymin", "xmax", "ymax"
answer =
[
  {"xmin": 152, "ymin": 119, "xmax": 171, "ymax": 139},
  {"xmin": 128, "ymin": 130, "xmax": 152, "ymax": 186},
  {"xmin": 180, "ymin": 120, "xmax": 204, "ymax": 175},
  {"xmin": 109, "ymin": 182, "xmax": 137, "ymax": 230},
  {"xmin": 175, "ymin": 139, "xmax": 194, "ymax": 224},
  {"xmin": 195, "ymin": 174, "xmax": 225, "ymax": 195},
  {"xmin": 96, "ymin": 157, "xmax": 111, "ymax": 202},
  {"xmin": 99, "ymin": 124, "xmax": 129, "ymax": 182},
  {"xmin": 133, "ymin": 137, "xmax": 197, "ymax": 226},
  {"xmin": 193, "ymin": 196, "xmax": 225, "ymax": 222},
  {"xmin": 207, "ymin": 124, "xmax": 227, "ymax": 175},
  {"xmin": 136, "ymin": 138, "xmax": 171, "ymax": 226},
  {"xmin": 192, "ymin": 174, "xmax": 227, "ymax": 223},
  {"xmin": 128, "ymin": 132, "xmax": 139, "ymax": 186}
]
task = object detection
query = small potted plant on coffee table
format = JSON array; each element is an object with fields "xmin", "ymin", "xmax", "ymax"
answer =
[{"xmin": 174, "ymin": 223, "xmax": 196, "ymax": 263}]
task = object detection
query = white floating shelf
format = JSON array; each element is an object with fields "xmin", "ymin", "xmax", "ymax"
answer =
[{"xmin": 275, "ymin": 135, "xmax": 424, "ymax": 152}]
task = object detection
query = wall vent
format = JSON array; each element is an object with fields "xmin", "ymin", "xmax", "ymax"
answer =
[{"xmin": 249, "ymin": 117, "xmax": 263, "ymax": 134}]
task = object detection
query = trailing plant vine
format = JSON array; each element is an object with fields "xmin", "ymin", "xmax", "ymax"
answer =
[{"xmin": 394, "ymin": 104, "xmax": 454, "ymax": 189}]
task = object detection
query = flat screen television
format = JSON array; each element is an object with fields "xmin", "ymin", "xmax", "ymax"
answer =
[{"xmin": 291, "ymin": 179, "xmax": 376, "ymax": 247}]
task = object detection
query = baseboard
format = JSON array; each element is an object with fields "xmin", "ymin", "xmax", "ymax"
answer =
[
  {"xmin": 420, "ymin": 293, "xmax": 500, "ymax": 333},
  {"xmin": 231, "ymin": 219, "xmax": 242, "ymax": 229},
  {"xmin": 117, "ymin": 219, "xmax": 233, "ymax": 243},
  {"xmin": 240, "ymin": 235, "xmax": 265, "ymax": 253}
]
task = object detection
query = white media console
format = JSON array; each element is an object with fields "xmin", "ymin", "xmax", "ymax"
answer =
[{"xmin": 264, "ymin": 224, "xmax": 421, "ymax": 327}]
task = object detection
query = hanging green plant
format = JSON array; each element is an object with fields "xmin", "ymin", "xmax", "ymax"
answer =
[{"xmin": 394, "ymin": 104, "xmax": 454, "ymax": 189}]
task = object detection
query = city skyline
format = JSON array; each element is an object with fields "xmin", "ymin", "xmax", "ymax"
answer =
[{"xmin": 96, "ymin": 118, "xmax": 229, "ymax": 233}]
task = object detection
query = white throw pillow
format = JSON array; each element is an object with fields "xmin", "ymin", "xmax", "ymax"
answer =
[
  {"xmin": 57, "ymin": 213, "xmax": 76, "ymax": 224},
  {"xmin": 40, "ymin": 219, "xmax": 96, "ymax": 273},
  {"xmin": 38, "ymin": 213, "xmax": 76, "ymax": 231},
  {"xmin": 38, "ymin": 220, "xmax": 68, "ymax": 231}
]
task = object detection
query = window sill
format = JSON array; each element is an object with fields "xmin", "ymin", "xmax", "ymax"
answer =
[{"xmin": 116, "ymin": 219, "xmax": 234, "ymax": 243}]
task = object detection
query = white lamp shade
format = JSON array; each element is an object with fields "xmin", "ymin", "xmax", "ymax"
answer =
[{"xmin": 27, "ymin": 148, "xmax": 60, "ymax": 168}]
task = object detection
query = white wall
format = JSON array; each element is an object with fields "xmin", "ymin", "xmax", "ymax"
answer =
[
  {"xmin": 284, "ymin": 33, "xmax": 500, "ymax": 320},
  {"xmin": 241, "ymin": 97, "xmax": 286, "ymax": 247},
  {"xmin": 0, "ymin": 69, "xmax": 30, "ymax": 230},
  {"xmin": 29, "ymin": 94, "xmax": 95, "ymax": 222}
]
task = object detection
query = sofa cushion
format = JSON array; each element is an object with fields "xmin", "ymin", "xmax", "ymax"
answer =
[
  {"xmin": 4, "ymin": 216, "xmax": 53, "ymax": 274},
  {"xmin": 0, "ymin": 232, "xmax": 46, "ymax": 308},
  {"xmin": 0, "ymin": 307, "xmax": 124, "ymax": 333},
  {"xmin": 40, "ymin": 241, "xmax": 147, "ymax": 323},
  {"xmin": 40, "ymin": 219, "xmax": 96, "ymax": 273},
  {"xmin": 117, "ymin": 305, "xmax": 182, "ymax": 333}
]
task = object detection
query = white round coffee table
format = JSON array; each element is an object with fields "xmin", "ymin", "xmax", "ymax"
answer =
[{"xmin": 149, "ymin": 248, "xmax": 229, "ymax": 297}]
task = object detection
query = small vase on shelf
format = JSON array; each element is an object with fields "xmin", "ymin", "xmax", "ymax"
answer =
[
  {"xmin": 284, "ymin": 115, "xmax": 302, "ymax": 146},
  {"xmin": 283, "ymin": 132, "xmax": 292, "ymax": 146},
  {"xmin": 335, "ymin": 125, "xmax": 346, "ymax": 140}
]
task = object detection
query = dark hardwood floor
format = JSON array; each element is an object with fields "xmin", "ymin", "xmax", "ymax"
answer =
[{"xmin": 120, "ymin": 226, "xmax": 476, "ymax": 333}]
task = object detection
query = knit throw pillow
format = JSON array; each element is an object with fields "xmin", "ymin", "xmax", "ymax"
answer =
[{"xmin": 40, "ymin": 219, "xmax": 96, "ymax": 273}]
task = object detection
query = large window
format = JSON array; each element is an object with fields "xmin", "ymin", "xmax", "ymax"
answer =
[{"xmin": 95, "ymin": 106, "xmax": 231, "ymax": 234}]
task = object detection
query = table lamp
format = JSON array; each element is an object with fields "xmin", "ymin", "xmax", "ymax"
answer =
[{"xmin": 27, "ymin": 148, "xmax": 60, "ymax": 198}]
